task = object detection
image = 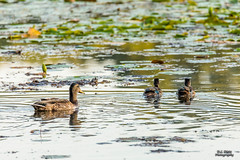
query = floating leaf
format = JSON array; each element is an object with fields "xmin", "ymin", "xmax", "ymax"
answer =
[
  {"xmin": 154, "ymin": 30, "xmax": 166, "ymax": 34},
  {"xmin": 174, "ymin": 32, "xmax": 188, "ymax": 38},
  {"xmin": 73, "ymin": 30, "xmax": 84, "ymax": 36},
  {"xmin": 229, "ymin": 29, "xmax": 240, "ymax": 35},
  {"xmin": 196, "ymin": 35, "xmax": 210, "ymax": 41},
  {"xmin": 27, "ymin": 27, "xmax": 41, "ymax": 38},
  {"xmin": 151, "ymin": 60, "xmax": 164, "ymax": 64},
  {"xmin": 58, "ymin": 26, "xmax": 70, "ymax": 30},
  {"xmin": 195, "ymin": 55, "xmax": 209, "ymax": 58},
  {"xmin": 188, "ymin": 0, "xmax": 197, "ymax": 6},
  {"xmin": 44, "ymin": 28, "xmax": 58, "ymax": 34},
  {"xmin": 226, "ymin": 39, "xmax": 235, "ymax": 42},
  {"xmin": 8, "ymin": 34, "xmax": 23, "ymax": 40}
]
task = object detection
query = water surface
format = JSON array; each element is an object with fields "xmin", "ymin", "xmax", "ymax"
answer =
[{"xmin": 1, "ymin": 0, "xmax": 240, "ymax": 159}]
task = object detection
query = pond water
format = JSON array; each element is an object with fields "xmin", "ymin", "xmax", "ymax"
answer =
[{"xmin": 1, "ymin": 0, "xmax": 240, "ymax": 159}]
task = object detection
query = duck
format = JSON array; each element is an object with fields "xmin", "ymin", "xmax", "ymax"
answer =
[
  {"xmin": 143, "ymin": 78, "xmax": 162, "ymax": 99},
  {"xmin": 177, "ymin": 78, "xmax": 195, "ymax": 102},
  {"xmin": 32, "ymin": 83, "xmax": 84, "ymax": 111}
]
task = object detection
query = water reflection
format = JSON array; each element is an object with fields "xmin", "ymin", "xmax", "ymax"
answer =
[
  {"xmin": 33, "ymin": 109, "xmax": 82, "ymax": 130},
  {"xmin": 153, "ymin": 100, "xmax": 160, "ymax": 108},
  {"xmin": 33, "ymin": 110, "xmax": 75, "ymax": 120},
  {"xmin": 178, "ymin": 96, "xmax": 192, "ymax": 105},
  {"xmin": 69, "ymin": 110, "xmax": 82, "ymax": 127},
  {"xmin": 1, "ymin": 90, "xmax": 240, "ymax": 159},
  {"xmin": 144, "ymin": 97, "xmax": 160, "ymax": 108}
]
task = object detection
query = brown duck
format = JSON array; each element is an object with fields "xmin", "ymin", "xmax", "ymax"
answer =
[
  {"xmin": 177, "ymin": 78, "xmax": 195, "ymax": 102},
  {"xmin": 32, "ymin": 83, "xmax": 84, "ymax": 111},
  {"xmin": 143, "ymin": 78, "xmax": 162, "ymax": 99}
]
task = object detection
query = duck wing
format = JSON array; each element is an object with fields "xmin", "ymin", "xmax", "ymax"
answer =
[
  {"xmin": 144, "ymin": 87, "xmax": 156, "ymax": 93},
  {"xmin": 40, "ymin": 98, "xmax": 60, "ymax": 101},
  {"xmin": 144, "ymin": 87, "xmax": 162, "ymax": 98},
  {"xmin": 32, "ymin": 99, "xmax": 75, "ymax": 111},
  {"xmin": 178, "ymin": 86, "xmax": 195, "ymax": 101}
]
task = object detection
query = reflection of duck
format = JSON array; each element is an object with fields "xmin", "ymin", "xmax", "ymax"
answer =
[
  {"xmin": 33, "ymin": 110, "xmax": 75, "ymax": 120},
  {"xmin": 177, "ymin": 78, "xmax": 195, "ymax": 103},
  {"xmin": 33, "ymin": 109, "xmax": 82, "ymax": 126},
  {"xmin": 32, "ymin": 83, "xmax": 84, "ymax": 111},
  {"xmin": 143, "ymin": 78, "xmax": 162, "ymax": 99},
  {"xmin": 69, "ymin": 110, "xmax": 82, "ymax": 126}
]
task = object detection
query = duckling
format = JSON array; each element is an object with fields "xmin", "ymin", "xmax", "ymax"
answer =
[
  {"xmin": 177, "ymin": 78, "xmax": 195, "ymax": 102},
  {"xmin": 143, "ymin": 78, "xmax": 162, "ymax": 99},
  {"xmin": 32, "ymin": 83, "xmax": 84, "ymax": 111}
]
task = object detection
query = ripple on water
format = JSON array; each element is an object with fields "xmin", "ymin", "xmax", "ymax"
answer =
[{"xmin": 0, "ymin": 91, "xmax": 240, "ymax": 159}]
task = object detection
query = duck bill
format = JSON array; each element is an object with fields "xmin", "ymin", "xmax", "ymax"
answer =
[{"xmin": 79, "ymin": 89, "xmax": 85, "ymax": 94}]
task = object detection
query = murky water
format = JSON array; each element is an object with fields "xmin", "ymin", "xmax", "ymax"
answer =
[{"xmin": 1, "ymin": 0, "xmax": 240, "ymax": 159}]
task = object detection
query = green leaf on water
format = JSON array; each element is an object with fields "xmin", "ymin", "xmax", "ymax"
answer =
[
  {"xmin": 42, "ymin": 64, "xmax": 47, "ymax": 73},
  {"xmin": 43, "ymin": 28, "xmax": 58, "ymax": 34},
  {"xmin": 154, "ymin": 30, "xmax": 166, "ymax": 34},
  {"xmin": 174, "ymin": 32, "xmax": 188, "ymax": 38},
  {"xmin": 188, "ymin": 0, "xmax": 197, "ymax": 6},
  {"xmin": 236, "ymin": 48, "xmax": 240, "ymax": 51},
  {"xmin": 58, "ymin": 26, "xmax": 70, "ymax": 30},
  {"xmin": 229, "ymin": 29, "xmax": 240, "ymax": 35},
  {"xmin": 226, "ymin": 39, "xmax": 235, "ymax": 42}
]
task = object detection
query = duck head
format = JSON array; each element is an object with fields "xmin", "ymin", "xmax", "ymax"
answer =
[
  {"xmin": 69, "ymin": 83, "xmax": 84, "ymax": 104},
  {"xmin": 185, "ymin": 78, "xmax": 191, "ymax": 87}
]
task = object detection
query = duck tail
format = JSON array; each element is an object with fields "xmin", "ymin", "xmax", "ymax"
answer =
[{"xmin": 32, "ymin": 103, "xmax": 46, "ymax": 111}]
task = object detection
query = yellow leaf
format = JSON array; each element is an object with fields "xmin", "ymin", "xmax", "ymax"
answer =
[
  {"xmin": 27, "ymin": 27, "xmax": 41, "ymax": 38},
  {"xmin": 22, "ymin": 34, "xmax": 28, "ymax": 38}
]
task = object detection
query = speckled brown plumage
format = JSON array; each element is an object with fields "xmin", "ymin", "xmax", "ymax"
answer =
[
  {"xmin": 177, "ymin": 78, "xmax": 195, "ymax": 102},
  {"xmin": 32, "ymin": 83, "xmax": 84, "ymax": 111},
  {"xmin": 143, "ymin": 78, "xmax": 162, "ymax": 99}
]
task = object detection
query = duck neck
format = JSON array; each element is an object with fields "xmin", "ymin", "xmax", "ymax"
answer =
[
  {"xmin": 154, "ymin": 79, "xmax": 159, "ymax": 88},
  {"xmin": 185, "ymin": 79, "xmax": 191, "ymax": 87},
  {"xmin": 70, "ymin": 91, "xmax": 78, "ymax": 105}
]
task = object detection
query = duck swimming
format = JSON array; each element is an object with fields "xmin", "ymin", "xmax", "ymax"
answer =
[
  {"xmin": 32, "ymin": 83, "xmax": 84, "ymax": 111},
  {"xmin": 143, "ymin": 78, "xmax": 162, "ymax": 99},
  {"xmin": 177, "ymin": 78, "xmax": 195, "ymax": 103}
]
